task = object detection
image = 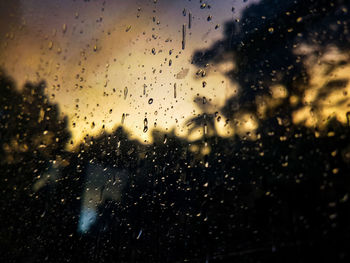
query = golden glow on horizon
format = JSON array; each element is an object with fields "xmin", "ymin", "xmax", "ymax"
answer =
[
  {"xmin": 1, "ymin": 0, "xmax": 248, "ymax": 150},
  {"xmin": 293, "ymin": 45, "xmax": 350, "ymax": 129},
  {"xmin": 1, "ymin": 1, "xmax": 349, "ymax": 150}
]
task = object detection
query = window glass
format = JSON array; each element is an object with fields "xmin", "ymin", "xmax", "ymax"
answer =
[{"xmin": 1, "ymin": 0, "xmax": 350, "ymax": 262}]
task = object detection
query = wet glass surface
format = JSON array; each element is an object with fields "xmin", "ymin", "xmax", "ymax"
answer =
[{"xmin": 1, "ymin": 0, "xmax": 350, "ymax": 262}]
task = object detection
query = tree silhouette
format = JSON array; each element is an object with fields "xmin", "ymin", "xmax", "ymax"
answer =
[
  {"xmin": 0, "ymin": 69, "xmax": 72, "ymax": 261},
  {"xmin": 193, "ymin": 0, "xmax": 350, "ymax": 127}
]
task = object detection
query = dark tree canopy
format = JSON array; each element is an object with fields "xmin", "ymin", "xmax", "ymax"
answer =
[{"xmin": 193, "ymin": 0, "xmax": 350, "ymax": 123}]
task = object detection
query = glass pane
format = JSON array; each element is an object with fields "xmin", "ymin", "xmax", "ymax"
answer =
[{"xmin": 1, "ymin": 0, "xmax": 350, "ymax": 262}]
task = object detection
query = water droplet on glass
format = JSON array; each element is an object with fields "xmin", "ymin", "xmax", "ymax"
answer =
[
  {"xmin": 182, "ymin": 24, "xmax": 186, "ymax": 50},
  {"xmin": 121, "ymin": 113, "xmax": 126, "ymax": 124},
  {"xmin": 124, "ymin": 87, "xmax": 128, "ymax": 99},
  {"xmin": 136, "ymin": 229, "xmax": 143, "ymax": 240},
  {"xmin": 196, "ymin": 69, "xmax": 206, "ymax": 77},
  {"xmin": 204, "ymin": 123, "xmax": 208, "ymax": 135},
  {"xmin": 143, "ymin": 118, "xmax": 148, "ymax": 133}
]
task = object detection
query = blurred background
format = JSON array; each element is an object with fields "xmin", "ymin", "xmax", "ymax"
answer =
[{"xmin": 1, "ymin": 0, "xmax": 350, "ymax": 262}]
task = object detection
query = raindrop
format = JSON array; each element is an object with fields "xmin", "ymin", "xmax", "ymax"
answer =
[
  {"xmin": 196, "ymin": 69, "xmax": 206, "ymax": 77},
  {"xmin": 204, "ymin": 123, "xmax": 208, "ymax": 135},
  {"xmin": 182, "ymin": 24, "xmax": 186, "ymax": 50},
  {"xmin": 124, "ymin": 87, "xmax": 128, "ymax": 99},
  {"xmin": 143, "ymin": 118, "xmax": 148, "ymax": 133},
  {"xmin": 121, "ymin": 113, "xmax": 126, "ymax": 124},
  {"xmin": 136, "ymin": 229, "xmax": 143, "ymax": 240}
]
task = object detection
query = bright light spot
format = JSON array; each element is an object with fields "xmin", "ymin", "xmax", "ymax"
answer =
[{"xmin": 78, "ymin": 207, "xmax": 97, "ymax": 233}]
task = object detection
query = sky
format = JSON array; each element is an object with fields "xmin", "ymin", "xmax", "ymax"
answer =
[{"xmin": 0, "ymin": 0, "xmax": 259, "ymax": 149}]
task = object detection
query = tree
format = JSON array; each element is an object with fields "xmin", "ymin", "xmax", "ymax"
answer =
[
  {"xmin": 0, "ymin": 69, "xmax": 72, "ymax": 261},
  {"xmin": 193, "ymin": 0, "xmax": 350, "ymax": 128}
]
